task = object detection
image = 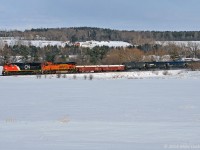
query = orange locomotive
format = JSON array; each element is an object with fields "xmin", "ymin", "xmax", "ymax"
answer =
[{"xmin": 42, "ymin": 62, "xmax": 76, "ymax": 74}]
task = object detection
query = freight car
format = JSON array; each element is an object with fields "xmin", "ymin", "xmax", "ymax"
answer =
[
  {"xmin": 122, "ymin": 62, "xmax": 147, "ymax": 70},
  {"xmin": 76, "ymin": 65, "xmax": 125, "ymax": 73},
  {"xmin": 123, "ymin": 61, "xmax": 188, "ymax": 70}
]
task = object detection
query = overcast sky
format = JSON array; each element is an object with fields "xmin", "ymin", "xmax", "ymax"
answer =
[{"xmin": 0, "ymin": 0, "xmax": 200, "ymax": 31}]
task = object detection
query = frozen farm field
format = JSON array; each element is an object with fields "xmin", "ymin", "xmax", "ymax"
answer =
[{"xmin": 0, "ymin": 67, "xmax": 200, "ymax": 150}]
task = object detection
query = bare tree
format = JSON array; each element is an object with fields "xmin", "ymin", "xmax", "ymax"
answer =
[{"xmin": 187, "ymin": 42, "xmax": 200, "ymax": 58}]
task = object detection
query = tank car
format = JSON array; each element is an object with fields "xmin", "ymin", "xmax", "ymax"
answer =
[
  {"xmin": 168, "ymin": 61, "xmax": 188, "ymax": 68},
  {"xmin": 123, "ymin": 62, "xmax": 147, "ymax": 70}
]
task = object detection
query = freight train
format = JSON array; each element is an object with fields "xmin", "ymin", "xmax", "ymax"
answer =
[
  {"xmin": 1, "ymin": 61, "xmax": 194, "ymax": 76},
  {"xmin": 2, "ymin": 62, "xmax": 125, "ymax": 75}
]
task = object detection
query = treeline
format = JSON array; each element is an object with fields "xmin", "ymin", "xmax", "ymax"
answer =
[
  {"xmin": 1, "ymin": 27, "xmax": 200, "ymax": 44},
  {"xmin": 1, "ymin": 42, "xmax": 200, "ymax": 65},
  {"xmin": 0, "ymin": 44, "xmax": 112, "ymax": 65}
]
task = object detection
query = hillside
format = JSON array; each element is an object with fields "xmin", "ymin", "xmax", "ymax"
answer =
[{"xmin": 1, "ymin": 27, "xmax": 200, "ymax": 44}]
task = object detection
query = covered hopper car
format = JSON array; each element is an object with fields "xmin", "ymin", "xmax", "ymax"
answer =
[{"xmin": 123, "ymin": 61, "xmax": 188, "ymax": 70}]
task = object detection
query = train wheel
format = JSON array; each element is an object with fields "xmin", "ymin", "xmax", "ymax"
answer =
[{"xmin": 2, "ymin": 71, "xmax": 5, "ymax": 76}]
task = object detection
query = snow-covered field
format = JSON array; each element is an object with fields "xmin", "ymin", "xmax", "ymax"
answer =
[
  {"xmin": 156, "ymin": 41, "xmax": 200, "ymax": 48},
  {"xmin": 0, "ymin": 39, "xmax": 70, "ymax": 48},
  {"xmin": 0, "ymin": 66, "xmax": 200, "ymax": 150},
  {"xmin": 0, "ymin": 38, "xmax": 132, "ymax": 48},
  {"xmin": 2, "ymin": 37, "xmax": 200, "ymax": 49},
  {"xmin": 78, "ymin": 41, "xmax": 132, "ymax": 48}
]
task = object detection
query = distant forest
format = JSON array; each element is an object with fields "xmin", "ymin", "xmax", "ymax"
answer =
[
  {"xmin": 1, "ymin": 27, "xmax": 200, "ymax": 44},
  {"xmin": 1, "ymin": 27, "xmax": 200, "ymax": 66}
]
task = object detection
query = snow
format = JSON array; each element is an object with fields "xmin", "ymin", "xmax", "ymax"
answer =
[
  {"xmin": 1, "ymin": 66, "xmax": 200, "ymax": 150},
  {"xmin": 79, "ymin": 41, "xmax": 132, "ymax": 48},
  {"xmin": 2, "ymin": 37, "xmax": 200, "ymax": 49},
  {"xmin": 156, "ymin": 41, "xmax": 200, "ymax": 48},
  {"xmin": 0, "ymin": 38, "xmax": 132, "ymax": 48},
  {"xmin": 143, "ymin": 55, "xmax": 171, "ymax": 62},
  {"xmin": 0, "ymin": 39, "xmax": 70, "ymax": 48}
]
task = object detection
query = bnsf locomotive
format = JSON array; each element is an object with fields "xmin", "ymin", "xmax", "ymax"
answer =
[
  {"xmin": 42, "ymin": 62, "xmax": 76, "ymax": 74},
  {"xmin": 1, "ymin": 61, "xmax": 193, "ymax": 76}
]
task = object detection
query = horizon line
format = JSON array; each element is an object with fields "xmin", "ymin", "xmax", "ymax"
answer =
[{"xmin": 1, "ymin": 26, "xmax": 200, "ymax": 32}]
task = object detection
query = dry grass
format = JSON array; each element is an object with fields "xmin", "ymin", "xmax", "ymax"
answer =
[{"xmin": 189, "ymin": 62, "xmax": 200, "ymax": 71}]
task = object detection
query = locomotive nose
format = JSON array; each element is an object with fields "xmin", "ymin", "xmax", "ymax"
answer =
[{"xmin": 3, "ymin": 66, "xmax": 7, "ymax": 71}]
